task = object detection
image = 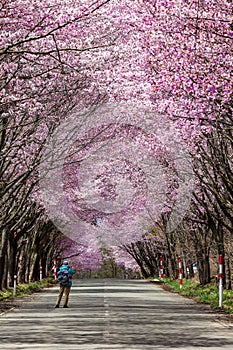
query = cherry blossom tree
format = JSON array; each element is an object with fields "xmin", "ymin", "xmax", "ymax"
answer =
[
  {"xmin": 0, "ymin": 0, "xmax": 131, "ymax": 287},
  {"xmin": 140, "ymin": 0, "xmax": 232, "ymax": 127},
  {"xmin": 138, "ymin": 0, "xmax": 233, "ymax": 286},
  {"xmin": 121, "ymin": 227, "xmax": 167, "ymax": 278},
  {"xmin": 1, "ymin": 0, "xmax": 232, "ymax": 286}
]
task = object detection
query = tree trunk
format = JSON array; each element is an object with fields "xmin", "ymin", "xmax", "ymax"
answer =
[
  {"xmin": 168, "ymin": 253, "xmax": 178, "ymax": 279},
  {"xmin": 3, "ymin": 247, "xmax": 8, "ymax": 289},
  {"xmin": 0, "ymin": 228, "xmax": 8, "ymax": 290},
  {"xmin": 8, "ymin": 238, "xmax": 17, "ymax": 287},
  {"xmin": 197, "ymin": 253, "xmax": 211, "ymax": 285},
  {"xmin": 225, "ymin": 256, "xmax": 232, "ymax": 290},
  {"xmin": 165, "ymin": 232, "xmax": 178, "ymax": 279},
  {"xmin": 30, "ymin": 252, "xmax": 40, "ymax": 282},
  {"xmin": 189, "ymin": 263, "xmax": 195, "ymax": 279},
  {"xmin": 18, "ymin": 246, "xmax": 27, "ymax": 283}
]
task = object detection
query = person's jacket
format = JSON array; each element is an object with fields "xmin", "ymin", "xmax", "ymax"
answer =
[{"xmin": 59, "ymin": 265, "xmax": 75, "ymax": 287}]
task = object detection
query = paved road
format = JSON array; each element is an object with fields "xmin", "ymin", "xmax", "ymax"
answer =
[{"xmin": 0, "ymin": 279, "xmax": 232, "ymax": 350}]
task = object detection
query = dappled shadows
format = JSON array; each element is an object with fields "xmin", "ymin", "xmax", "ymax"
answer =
[
  {"xmin": 1, "ymin": 307, "xmax": 232, "ymax": 348},
  {"xmin": 0, "ymin": 279, "xmax": 232, "ymax": 349}
]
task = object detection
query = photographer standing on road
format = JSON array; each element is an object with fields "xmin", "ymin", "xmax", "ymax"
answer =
[{"xmin": 55, "ymin": 260, "xmax": 75, "ymax": 308}]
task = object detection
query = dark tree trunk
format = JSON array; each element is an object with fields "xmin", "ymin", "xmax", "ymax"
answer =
[
  {"xmin": 168, "ymin": 253, "xmax": 178, "ymax": 279},
  {"xmin": 18, "ymin": 240, "xmax": 30, "ymax": 284},
  {"xmin": 189, "ymin": 263, "xmax": 195, "ymax": 279},
  {"xmin": 197, "ymin": 253, "xmax": 211, "ymax": 285},
  {"xmin": 165, "ymin": 232, "xmax": 178, "ymax": 279},
  {"xmin": 31, "ymin": 253, "xmax": 40, "ymax": 282},
  {"xmin": 0, "ymin": 228, "xmax": 8, "ymax": 290},
  {"xmin": 225, "ymin": 256, "xmax": 232, "ymax": 290},
  {"xmin": 8, "ymin": 237, "xmax": 17, "ymax": 287}
]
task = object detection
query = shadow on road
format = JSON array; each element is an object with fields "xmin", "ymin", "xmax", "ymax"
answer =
[{"xmin": 0, "ymin": 279, "xmax": 232, "ymax": 349}]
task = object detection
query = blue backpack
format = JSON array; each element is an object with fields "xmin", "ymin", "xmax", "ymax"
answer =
[{"xmin": 57, "ymin": 269, "xmax": 70, "ymax": 286}]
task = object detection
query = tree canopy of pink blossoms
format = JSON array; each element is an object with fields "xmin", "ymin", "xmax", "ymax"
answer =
[
  {"xmin": 1, "ymin": 0, "xmax": 232, "ymax": 274},
  {"xmin": 141, "ymin": 0, "xmax": 232, "ymax": 139}
]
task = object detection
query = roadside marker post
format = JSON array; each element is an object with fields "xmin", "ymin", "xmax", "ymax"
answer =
[
  {"xmin": 178, "ymin": 256, "xmax": 183, "ymax": 289},
  {"xmin": 53, "ymin": 256, "xmax": 57, "ymax": 280},
  {"xmin": 219, "ymin": 254, "xmax": 223, "ymax": 308},
  {"xmin": 13, "ymin": 275, "xmax": 17, "ymax": 297},
  {"xmin": 159, "ymin": 256, "xmax": 164, "ymax": 279},
  {"xmin": 40, "ymin": 266, "xmax": 43, "ymax": 281}
]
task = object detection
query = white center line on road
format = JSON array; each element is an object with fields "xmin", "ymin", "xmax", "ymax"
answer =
[
  {"xmin": 103, "ymin": 280, "xmax": 111, "ymax": 341},
  {"xmin": 0, "ymin": 279, "xmax": 232, "ymax": 350}
]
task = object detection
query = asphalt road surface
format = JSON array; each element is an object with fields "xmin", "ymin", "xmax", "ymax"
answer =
[{"xmin": 0, "ymin": 279, "xmax": 232, "ymax": 350}]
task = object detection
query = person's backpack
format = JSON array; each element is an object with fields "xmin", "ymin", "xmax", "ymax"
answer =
[{"xmin": 57, "ymin": 269, "xmax": 70, "ymax": 286}]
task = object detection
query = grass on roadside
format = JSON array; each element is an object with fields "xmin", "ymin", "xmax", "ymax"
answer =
[
  {"xmin": 158, "ymin": 277, "xmax": 233, "ymax": 314},
  {"xmin": 0, "ymin": 278, "xmax": 57, "ymax": 302}
]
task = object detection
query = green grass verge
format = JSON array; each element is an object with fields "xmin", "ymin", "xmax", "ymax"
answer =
[
  {"xmin": 161, "ymin": 278, "xmax": 233, "ymax": 314},
  {"xmin": 0, "ymin": 278, "xmax": 57, "ymax": 302}
]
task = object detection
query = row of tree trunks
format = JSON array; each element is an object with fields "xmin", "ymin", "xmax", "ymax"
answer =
[{"xmin": 0, "ymin": 220, "xmax": 62, "ymax": 290}]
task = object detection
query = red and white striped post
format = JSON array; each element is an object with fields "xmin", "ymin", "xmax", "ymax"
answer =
[
  {"xmin": 219, "ymin": 254, "xmax": 223, "ymax": 308},
  {"xmin": 159, "ymin": 256, "xmax": 164, "ymax": 279},
  {"xmin": 53, "ymin": 256, "xmax": 57, "ymax": 280},
  {"xmin": 178, "ymin": 256, "xmax": 183, "ymax": 289},
  {"xmin": 40, "ymin": 266, "xmax": 43, "ymax": 281}
]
